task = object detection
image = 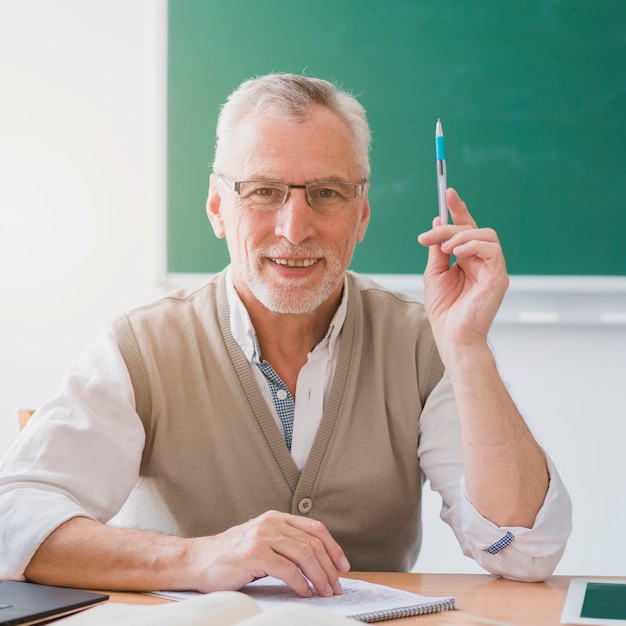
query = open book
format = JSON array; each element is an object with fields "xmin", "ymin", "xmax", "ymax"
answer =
[
  {"xmin": 58, "ymin": 577, "xmax": 455, "ymax": 624},
  {"xmin": 54, "ymin": 591, "xmax": 356, "ymax": 625}
]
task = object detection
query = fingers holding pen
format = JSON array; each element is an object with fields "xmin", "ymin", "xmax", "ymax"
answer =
[
  {"xmin": 446, "ymin": 187, "xmax": 477, "ymax": 227},
  {"xmin": 418, "ymin": 188, "xmax": 499, "ymax": 253},
  {"xmin": 418, "ymin": 189, "xmax": 508, "ymax": 289},
  {"xmin": 419, "ymin": 223, "xmax": 505, "ymax": 283},
  {"xmin": 442, "ymin": 227, "xmax": 501, "ymax": 259},
  {"xmin": 419, "ymin": 188, "xmax": 475, "ymax": 236}
]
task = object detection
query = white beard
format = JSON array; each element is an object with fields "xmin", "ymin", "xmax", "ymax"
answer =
[{"xmin": 239, "ymin": 246, "xmax": 345, "ymax": 314}]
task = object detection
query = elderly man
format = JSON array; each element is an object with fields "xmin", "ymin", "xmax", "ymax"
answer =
[{"xmin": 0, "ymin": 73, "xmax": 571, "ymax": 599}]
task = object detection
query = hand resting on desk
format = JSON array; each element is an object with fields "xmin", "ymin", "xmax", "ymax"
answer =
[{"xmin": 25, "ymin": 511, "xmax": 349, "ymax": 599}]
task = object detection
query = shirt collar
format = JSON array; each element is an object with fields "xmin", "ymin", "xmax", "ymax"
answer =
[{"xmin": 225, "ymin": 266, "xmax": 348, "ymax": 363}]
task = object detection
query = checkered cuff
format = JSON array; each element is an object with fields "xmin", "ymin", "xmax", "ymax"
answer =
[{"xmin": 483, "ymin": 531, "xmax": 515, "ymax": 554}]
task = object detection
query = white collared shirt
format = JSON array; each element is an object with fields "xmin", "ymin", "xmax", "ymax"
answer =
[{"xmin": 225, "ymin": 267, "xmax": 347, "ymax": 470}]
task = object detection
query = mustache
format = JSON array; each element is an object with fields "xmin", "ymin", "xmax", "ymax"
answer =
[{"xmin": 261, "ymin": 244, "xmax": 326, "ymax": 258}]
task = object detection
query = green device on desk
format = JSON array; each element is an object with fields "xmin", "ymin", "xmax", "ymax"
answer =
[{"xmin": 561, "ymin": 579, "xmax": 626, "ymax": 624}]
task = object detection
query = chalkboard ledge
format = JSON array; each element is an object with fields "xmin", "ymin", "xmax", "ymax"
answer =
[{"xmin": 161, "ymin": 272, "xmax": 626, "ymax": 327}]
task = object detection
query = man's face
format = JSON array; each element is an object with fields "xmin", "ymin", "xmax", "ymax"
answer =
[{"xmin": 207, "ymin": 104, "xmax": 370, "ymax": 315}]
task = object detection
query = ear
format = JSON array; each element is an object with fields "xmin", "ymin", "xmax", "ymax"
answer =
[
  {"xmin": 355, "ymin": 189, "xmax": 371, "ymax": 243},
  {"xmin": 207, "ymin": 173, "xmax": 226, "ymax": 239}
]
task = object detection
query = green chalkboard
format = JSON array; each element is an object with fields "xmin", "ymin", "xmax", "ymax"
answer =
[{"xmin": 167, "ymin": 0, "xmax": 626, "ymax": 277}]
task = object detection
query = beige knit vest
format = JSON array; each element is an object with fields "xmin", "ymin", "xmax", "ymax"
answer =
[{"xmin": 112, "ymin": 271, "xmax": 444, "ymax": 571}]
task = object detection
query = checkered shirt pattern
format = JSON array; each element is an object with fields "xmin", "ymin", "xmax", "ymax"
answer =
[
  {"xmin": 483, "ymin": 531, "xmax": 515, "ymax": 554},
  {"xmin": 252, "ymin": 336, "xmax": 295, "ymax": 451}
]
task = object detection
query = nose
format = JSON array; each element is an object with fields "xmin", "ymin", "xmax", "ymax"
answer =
[{"xmin": 273, "ymin": 188, "xmax": 317, "ymax": 244}]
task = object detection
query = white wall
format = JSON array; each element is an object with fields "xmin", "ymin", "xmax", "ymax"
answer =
[
  {"xmin": 1, "ymin": 0, "xmax": 624, "ymax": 577},
  {"xmin": 0, "ymin": 0, "xmax": 167, "ymax": 439}
]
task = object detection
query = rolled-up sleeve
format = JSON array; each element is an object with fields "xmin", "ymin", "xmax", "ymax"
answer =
[
  {"xmin": 418, "ymin": 373, "xmax": 572, "ymax": 581},
  {"xmin": 0, "ymin": 328, "xmax": 145, "ymax": 579}
]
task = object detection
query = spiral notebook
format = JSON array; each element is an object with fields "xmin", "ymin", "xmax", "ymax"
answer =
[{"xmin": 152, "ymin": 576, "xmax": 457, "ymax": 623}]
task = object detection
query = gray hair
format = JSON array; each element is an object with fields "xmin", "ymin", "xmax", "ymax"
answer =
[{"xmin": 213, "ymin": 73, "xmax": 371, "ymax": 178}]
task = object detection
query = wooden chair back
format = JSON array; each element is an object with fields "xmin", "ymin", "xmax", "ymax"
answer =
[{"xmin": 19, "ymin": 409, "xmax": 35, "ymax": 430}]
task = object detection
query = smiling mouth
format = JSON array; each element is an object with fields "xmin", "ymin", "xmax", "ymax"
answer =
[{"xmin": 270, "ymin": 258, "xmax": 319, "ymax": 268}]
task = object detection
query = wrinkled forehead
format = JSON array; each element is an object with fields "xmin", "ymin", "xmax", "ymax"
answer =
[{"xmin": 218, "ymin": 107, "xmax": 361, "ymax": 181}]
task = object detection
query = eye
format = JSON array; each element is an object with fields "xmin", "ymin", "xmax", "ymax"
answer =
[
  {"xmin": 317, "ymin": 187, "xmax": 339, "ymax": 199},
  {"xmin": 250, "ymin": 184, "xmax": 282, "ymax": 198},
  {"xmin": 239, "ymin": 182, "xmax": 285, "ymax": 202},
  {"xmin": 308, "ymin": 184, "xmax": 344, "ymax": 201},
  {"xmin": 254, "ymin": 186, "xmax": 282, "ymax": 197}
]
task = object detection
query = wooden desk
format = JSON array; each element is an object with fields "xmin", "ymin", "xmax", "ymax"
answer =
[
  {"xmin": 346, "ymin": 572, "xmax": 570, "ymax": 625},
  {"xmin": 103, "ymin": 572, "xmax": 623, "ymax": 626}
]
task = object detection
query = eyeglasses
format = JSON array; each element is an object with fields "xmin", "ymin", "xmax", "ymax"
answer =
[{"xmin": 218, "ymin": 173, "xmax": 367, "ymax": 214}]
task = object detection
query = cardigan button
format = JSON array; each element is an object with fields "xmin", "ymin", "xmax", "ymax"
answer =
[{"xmin": 298, "ymin": 497, "xmax": 313, "ymax": 514}]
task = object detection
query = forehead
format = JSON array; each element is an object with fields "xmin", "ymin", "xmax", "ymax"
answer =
[{"xmin": 223, "ymin": 105, "xmax": 359, "ymax": 181}]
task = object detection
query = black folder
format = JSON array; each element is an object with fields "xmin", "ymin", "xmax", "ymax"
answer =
[{"xmin": 0, "ymin": 580, "xmax": 108, "ymax": 626}]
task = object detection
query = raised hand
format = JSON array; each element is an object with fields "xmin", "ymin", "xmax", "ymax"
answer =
[{"xmin": 417, "ymin": 187, "xmax": 509, "ymax": 353}]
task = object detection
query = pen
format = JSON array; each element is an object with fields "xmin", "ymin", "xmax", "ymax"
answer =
[{"xmin": 436, "ymin": 118, "xmax": 448, "ymax": 225}]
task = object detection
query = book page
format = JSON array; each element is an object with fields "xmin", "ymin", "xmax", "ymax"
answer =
[
  {"xmin": 238, "ymin": 602, "xmax": 363, "ymax": 625},
  {"xmin": 58, "ymin": 591, "xmax": 260, "ymax": 626}
]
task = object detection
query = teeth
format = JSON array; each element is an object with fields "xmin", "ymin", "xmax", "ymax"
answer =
[{"xmin": 272, "ymin": 258, "xmax": 318, "ymax": 268}]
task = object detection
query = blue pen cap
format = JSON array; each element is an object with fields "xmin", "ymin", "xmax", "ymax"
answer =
[{"xmin": 436, "ymin": 136, "xmax": 446, "ymax": 160}]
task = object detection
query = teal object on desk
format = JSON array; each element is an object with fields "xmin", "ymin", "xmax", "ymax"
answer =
[{"xmin": 582, "ymin": 583, "xmax": 626, "ymax": 620}]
